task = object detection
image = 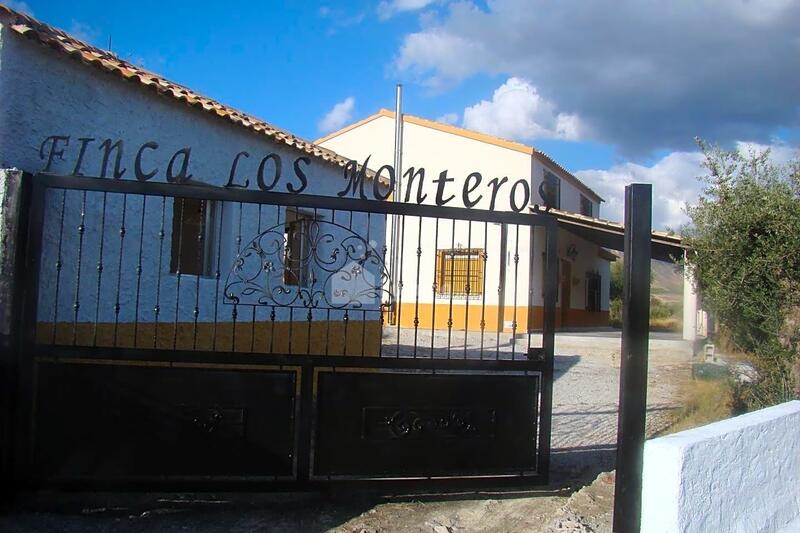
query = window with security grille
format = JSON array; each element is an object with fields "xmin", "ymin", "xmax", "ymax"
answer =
[
  {"xmin": 284, "ymin": 208, "xmax": 314, "ymax": 286},
  {"xmin": 436, "ymin": 248, "xmax": 485, "ymax": 297},
  {"xmin": 170, "ymin": 197, "xmax": 217, "ymax": 276}
]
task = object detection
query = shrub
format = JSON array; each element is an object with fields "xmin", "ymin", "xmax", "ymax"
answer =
[{"xmin": 683, "ymin": 141, "xmax": 800, "ymax": 409}]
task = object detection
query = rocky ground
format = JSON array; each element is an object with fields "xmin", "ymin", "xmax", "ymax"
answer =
[{"xmin": 1, "ymin": 330, "xmax": 692, "ymax": 532}]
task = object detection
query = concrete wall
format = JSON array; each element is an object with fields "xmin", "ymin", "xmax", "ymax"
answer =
[
  {"xmin": 641, "ymin": 400, "xmax": 800, "ymax": 533},
  {"xmin": 0, "ymin": 25, "xmax": 386, "ymax": 351}
]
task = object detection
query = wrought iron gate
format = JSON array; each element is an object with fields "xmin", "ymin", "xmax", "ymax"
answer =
[{"xmin": 13, "ymin": 172, "xmax": 557, "ymax": 488}]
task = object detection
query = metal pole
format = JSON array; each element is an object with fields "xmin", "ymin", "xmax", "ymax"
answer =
[
  {"xmin": 393, "ymin": 84, "xmax": 403, "ymax": 205},
  {"xmin": 389, "ymin": 85, "xmax": 403, "ymax": 320},
  {"xmin": 612, "ymin": 183, "xmax": 652, "ymax": 533}
]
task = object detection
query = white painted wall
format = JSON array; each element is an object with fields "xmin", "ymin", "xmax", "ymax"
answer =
[
  {"xmin": 641, "ymin": 400, "xmax": 800, "ymax": 533},
  {"xmin": 0, "ymin": 25, "xmax": 386, "ymax": 327}
]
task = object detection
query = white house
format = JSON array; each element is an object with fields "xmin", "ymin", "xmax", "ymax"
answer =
[{"xmin": 318, "ymin": 109, "xmax": 614, "ymax": 331}]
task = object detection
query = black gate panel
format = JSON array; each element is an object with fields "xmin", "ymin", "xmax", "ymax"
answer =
[
  {"xmin": 312, "ymin": 369, "xmax": 539, "ymax": 479},
  {"xmin": 11, "ymin": 173, "xmax": 558, "ymax": 488},
  {"xmin": 33, "ymin": 360, "xmax": 298, "ymax": 481}
]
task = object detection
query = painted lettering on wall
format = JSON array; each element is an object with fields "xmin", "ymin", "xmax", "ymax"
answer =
[{"xmin": 39, "ymin": 135, "xmax": 546, "ymax": 212}]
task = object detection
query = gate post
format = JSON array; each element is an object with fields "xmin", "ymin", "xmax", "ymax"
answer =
[
  {"xmin": 0, "ymin": 169, "xmax": 28, "ymax": 495},
  {"xmin": 537, "ymin": 220, "xmax": 558, "ymax": 480},
  {"xmin": 612, "ymin": 184, "xmax": 652, "ymax": 533}
]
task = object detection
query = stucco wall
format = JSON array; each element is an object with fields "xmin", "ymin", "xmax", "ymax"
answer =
[
  {"xmin": 641, "ymin": 400, "xmax": 800, "ymax": 533},
  {"xmin": 0, "ymin": 26, "xmax": 386, "ymax": 340}
]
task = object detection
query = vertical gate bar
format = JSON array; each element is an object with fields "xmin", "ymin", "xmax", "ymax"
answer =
[
  {"xmin": 172, "ymin": 198, "xmax": 186, "ymax": 350},
  {"xmin": 463, "ymin": 220, "xmax": 472, "ymax": 359},
  {"xmin": 193, "ymin": 199, "xmax": 206, "ymax": 351},
  {"xmin": 288, "ymin": 307, "xmax": 294, "ymax": 355},
  {"xmin": 16, "ymin": 177, "xmax": 45, "ymax": 478},
  {"xmin": 538, "ymin": 218, "xmax": 558, "ymax": 482},
  {"xmin": 306, "ymin": 208, "xmax": 317, "ymax": 356},
  {"xmin": 211, "ymin": 201, "xmax": 225, "ymax": 352},
  {"xmin": 379, "ymin": 212, "xmax": 388, "ymax": 358},
  {"xmin": 412, "ymin": 215, "xmax": 422, "ymax": 357},
  {"xmin": 132, "ymin": 195, "xmax": 147, "ymax": 348},
  {"xmin": 527, "ymin": 226, "xmax": 535, "ymax": 357},
  {"xmin": 361, "ymin": 211, "xmax": 371, "ymax": 357},
  {"xmin": 343, "ymin": 210, "xmax": 353, "ymax": 357},
  {"xmin": 112, "ymin": 194, "xmax": 128, "ymax": 346},
  {"xmin": 51, "ymin": 190, "xmax": 67, "ymax": 345},
  {"xmin": 395, "ymin": 213, "xmax": 406, "ymax": 357},
  {"xmin": 511, "ymin": 224, "xmax": 520, "ymax": 360},
  {"xmin": 496, "ymin": 223, "xmax": 508, "ymax": 360},
  {"xmin": 612, "ymin": 184, "xmax": 652, "ymax": 533},
  {"xmin": 325, "ymin": 209, "xmax": 335, "ymax": 357},
  {"xmin": 231, "ymin": 201, "xmax": 244, "ymax": 352},
  {"xmin": 446, "ymin": 219, "xmax": 456, "ymax": 359},
  {"xmin": 153, "ymin": 197, "xmax": 166, "ymax": 348},
  {"xmin": 270, "ymin": 205, "xmax": 281, "ymax": 355},
  {"xmin": 91, "ymin": 192, "xmax": 107, "ymax": 346},
  {"xmin": 429, "ymin": 217, "xmax": 439, "ymax": 358},
  {"xmin": 252, "ymin": 204, "xmax": 263, "ymax": 353},
  {"xmin": 479, "ymin": 221, "xmax": 488, "ymax": 360},
  {"xmin": 71, "ymin": 190, "xmax": 87, "ymax": 346}
]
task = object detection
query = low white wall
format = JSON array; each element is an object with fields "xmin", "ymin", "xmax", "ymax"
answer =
[{"xmin": 641, "ymin": 400, "xmax": 800, "ymax": 533}]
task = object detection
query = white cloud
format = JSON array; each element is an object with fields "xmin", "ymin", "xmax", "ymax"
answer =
[
  {"xmin": 577, "ymin": 151, "xmax": 705, "ymax": 231},
  {"xmin": 436, "ymin": 112, "xmax": 459, "ymax": 125},
  {"xmin": 576, "ymin": 140, "xmax": 797, "ymax": 231},
  {"xmin": 395, "ymin": 30, "xmax": 491, "ymax": 88},
  {"xmin": 378, "ymin": 0, "xmax": 438, "ymax": 20},
  {"xmin": 393, "ymin": 0, "xmax": 800, "ymax": 154},
  {"xmin": 318, "ymin": 97, "xmax": 356, "ymax": 134},
  {"xmin": 462, "ymin": 77, "xmax": 586, "ymax": 141}
]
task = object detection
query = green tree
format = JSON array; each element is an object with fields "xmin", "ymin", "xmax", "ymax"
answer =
[{"xmin": 682, "ymin": 140, "xmax": 800, "ymax": 409}]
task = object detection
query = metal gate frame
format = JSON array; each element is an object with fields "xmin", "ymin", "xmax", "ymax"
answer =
[{"xmin": 11, "ymin": 172, "xmax": 558, "ymax": 489}]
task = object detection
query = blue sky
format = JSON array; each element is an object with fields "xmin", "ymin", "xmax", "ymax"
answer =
[{"xmin": 11, "ymin": 0, "xmax": 800, "ymax": 228}]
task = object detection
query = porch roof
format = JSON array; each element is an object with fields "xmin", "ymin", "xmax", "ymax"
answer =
[{"xmin": 531, "ymin": 207, "xmax": 685, "ymax": 263}]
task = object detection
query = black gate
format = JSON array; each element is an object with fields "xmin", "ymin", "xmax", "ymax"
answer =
[{"xmin": 12, "ymin": 173, "xmax": 557, "ymax": 488}]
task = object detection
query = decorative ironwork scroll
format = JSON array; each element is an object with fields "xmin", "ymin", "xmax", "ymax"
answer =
[
  {"xmin": 362, "ymin": 407, "xmax": 496, "ymax": 441},
  {"xmin": 223, "ymin": 219, "xmax": 393, "ymax": 310}
]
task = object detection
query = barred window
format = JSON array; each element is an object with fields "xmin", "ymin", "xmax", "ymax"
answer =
[
  {"xmin": 170, "ymin": 198, "xmax": 217, "ymax": 276},
  {"xmin": 436, "ymin": 248, "xmax": 484, "ymax": 297},
  {"xmin": 284, "ymin": 209, "xmax": 314, "ymax": 286}
]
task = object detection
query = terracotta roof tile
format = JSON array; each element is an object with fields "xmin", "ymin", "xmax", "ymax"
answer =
[{"xmin": 0, "ymin": 4, "xmax": 374, "ymax": 178}]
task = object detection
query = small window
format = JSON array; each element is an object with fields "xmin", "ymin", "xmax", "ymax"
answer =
[
  {"xmin": 436, "ymin": 248, "xmax": 484, "ymax": 297},
  {"xmin": 170, "ymin": 198, "xmax": 217, "ymax": 276},
  {"xmin": 586, "ymin": 271, "xmax": 601, "ymax": 312},
  {"xmin": 580, "ymin": 195, "xmax": 593, "ymax": 217},
  {"xmin": 542, "ymin": 171, "xmax": 561, "ymax": 209},
  {"xmin": 284, "ymin": 209, "xmax": 314, "ymax": 286}
]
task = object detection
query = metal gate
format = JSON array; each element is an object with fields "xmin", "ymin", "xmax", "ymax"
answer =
[{"xmin": 13, "ymin": 172, "xmax": 557, "ymax": 488}]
